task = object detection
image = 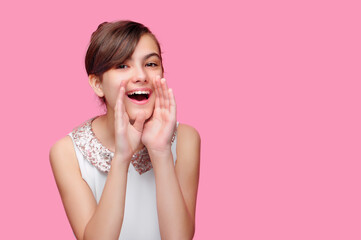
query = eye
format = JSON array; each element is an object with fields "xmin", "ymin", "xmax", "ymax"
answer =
[
  {"xmin": 146, "ymin": 62, "xmax": 158, "ymax": 67},
  {"xmin": 117, "ymin": 64, "xmax": 129, "ymax": 69}
]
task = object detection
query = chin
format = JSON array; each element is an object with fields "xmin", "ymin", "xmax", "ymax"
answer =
[
  {"xmin": 125, "ymin": 96, "xmax": 155, "ymax": 123},
  {"xmin": 126, "ymin": 106, "xmax": 154, "ymax": 123}
]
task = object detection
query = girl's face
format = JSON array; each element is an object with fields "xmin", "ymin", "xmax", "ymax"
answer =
[{"xmin": 99, "ymin": 34, "xmax": 163, "ymax": 121}]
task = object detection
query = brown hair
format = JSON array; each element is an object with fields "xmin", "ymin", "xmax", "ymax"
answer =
[{"xmin": 85, "ymin": 20, "xmax": 163, "ymax": 104}]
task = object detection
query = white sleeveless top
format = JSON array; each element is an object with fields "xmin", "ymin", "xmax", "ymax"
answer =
[{"xmin": 68, "ymin": 117, "xmax": 178, "ymax": 240}]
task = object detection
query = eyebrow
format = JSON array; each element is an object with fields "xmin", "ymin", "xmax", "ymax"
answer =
[
  {"xmin": 130, "ymin": 52, "xmax": 160, "ymax": 61},
  {"xmin": 143, "ymin": 52, "xmax": 160, "ymax": 61}
]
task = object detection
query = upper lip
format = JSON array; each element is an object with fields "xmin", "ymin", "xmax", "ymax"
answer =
[{"xmin": 125, "ymin": 87, "xmax": 153, "ymax": 95}]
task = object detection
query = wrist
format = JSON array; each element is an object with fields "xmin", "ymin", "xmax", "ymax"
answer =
[
  {"xmin": 111, "ymin": 154, "xmax": 131, "ymax": 168},
  {"xmin": 148, "ymin": 148, "xmax": 173, "ymax": 162}
]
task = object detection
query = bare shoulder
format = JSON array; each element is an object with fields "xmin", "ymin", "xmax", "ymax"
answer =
[
  {"xmin": 50, "ymin": 135, "xmax": 73, "ymax": 158},
  {"xmin": 175, "ymin": 123, "xmax": 201, "ymax": 166},
  {"xmin": 50, "ymin": 135, "xmax": 96, "ymax": 239},
  {"xmin": 174, "ymin": 123, "xmax": 201, "ymax": 222},
  {"xmin": 49, "ymin": 135, "xmax": 79, "ymax": 173},
  {"xmin": 177, "ymin": 123, "xmax": 201, "ymax": 145},
  {"xmin": 49, "ymin": 135, "xmax": 82, "ymax": 191}
]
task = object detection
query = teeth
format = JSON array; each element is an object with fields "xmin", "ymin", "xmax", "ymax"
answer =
[{"xmin": 128, "ymin": 90, "xmax": 150, "ymax": 95}]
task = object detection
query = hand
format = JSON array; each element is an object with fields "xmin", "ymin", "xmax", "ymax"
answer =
[
  {"xmin": 142, "ymin": 76, "xmax": 177, "ymax": 155},
  {"xmin": 114, "ymin": 80, "xmax": 146, "ymax": 162}
]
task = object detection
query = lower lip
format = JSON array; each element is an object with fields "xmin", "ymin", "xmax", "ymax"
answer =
[{"xmin": 127, "ymin": 94, "xmax": 151, "ymax": 105}]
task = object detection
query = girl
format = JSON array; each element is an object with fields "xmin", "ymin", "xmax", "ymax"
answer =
[{"xmin": 50, "ymin": 20, "xmax": 200, "ymax": 240}]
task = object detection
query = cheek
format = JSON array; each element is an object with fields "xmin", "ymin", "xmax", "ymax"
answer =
[
  {"xmin": 104, "ymin": 91, "xmax": 120, "ymax": 110},
  {"xmin": 101, "ymin": 79, "xmax": 118, "ymax": 101}
]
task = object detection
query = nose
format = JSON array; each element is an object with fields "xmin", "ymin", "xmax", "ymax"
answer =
[{"xmin": 132, "ymin": 65, "xmax": 147, "ymax": 83}]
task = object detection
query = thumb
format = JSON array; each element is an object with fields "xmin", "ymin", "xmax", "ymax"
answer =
[{"xmin": 132, "ymin": 111, "xmax": 146, "ymax": 133}]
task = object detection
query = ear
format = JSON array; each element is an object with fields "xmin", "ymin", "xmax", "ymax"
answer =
[{"xmin": 88, "ymin": 74, "xmax": 104, "ymax": 97}]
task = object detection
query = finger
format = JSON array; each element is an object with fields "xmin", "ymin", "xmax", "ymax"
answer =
[
  {"xmin": 158, "ymin": 78, "xmax": 165, "ymax": 109},
  {"xmin": 161, "ymin": 78, "xmax": 170, "ymax": 111},
  {"xmin": 168, "ymin": 88, "xmax": 177, "ymax": 117},
  {"xmin": 119, "ymin": 86, "xmax": 126, "ymax": 112},
  {"xmin": 117, "ymin": 79, "xmax": 127, "ymax": 104},
  {"xmin": 115, "ymin": 86, "xmax": 126, "ymax": 130},
  {"xmin": 153, "ymin": 76, "xmax": 160, "ymax": 110},
  {"xmin": 132, "ymin": 110, "xmax": 146, "ymax": 133},
  {"xmin": 115, "ymin": 86, "xmax": 124, "ymax": 113},
  {"xmin": 120, "ymin": 79, "xmax": 129, "ymax": 88},
  {"xmin": 119, "ymin": 79, "xmax": 128, "ymax": 110}
]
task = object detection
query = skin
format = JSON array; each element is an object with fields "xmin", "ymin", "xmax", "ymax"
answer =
[{"xmin": 50, "ymin": 34, "xmax": 201, "ymax": 240}]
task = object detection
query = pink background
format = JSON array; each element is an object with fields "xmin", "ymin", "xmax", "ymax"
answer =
[{"xmin": 1, "ymin": 0, "xmax": 360, "ymax": 239}]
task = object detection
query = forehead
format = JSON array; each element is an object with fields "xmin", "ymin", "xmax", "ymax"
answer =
[{"xmin": 130, "ymin": 34, "xmax": 160, "ymax": 59}]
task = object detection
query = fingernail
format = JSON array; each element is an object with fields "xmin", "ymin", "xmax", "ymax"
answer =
[{"xmin": 161, "ymin": 78, "xmax": 165, "ymax": 83}]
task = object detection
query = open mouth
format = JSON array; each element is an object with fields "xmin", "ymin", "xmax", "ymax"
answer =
[{"xmin": 127, "ymin": 90, "xmax": 151, "ymax": 102}]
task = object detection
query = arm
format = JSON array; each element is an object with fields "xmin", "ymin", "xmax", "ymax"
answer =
[
  {"xmin": 142, "ymin": 76, "xmax": 201, "ymax": 239},
  {"xmin": 82, "ymin": 155, "xmax": 130, "ymax": 240},
  {"xmin": 50, "ymin": 81, "xmax": 146, "ymax": 240},
  {"xmin": 151, "ymin": 124, "xmax": 200, "ymax": 240},
  {"xmin": 50, "ymin": 139, "xmax": 130, "ymax": 240}
]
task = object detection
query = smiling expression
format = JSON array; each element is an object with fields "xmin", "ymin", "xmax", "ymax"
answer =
[{"xmin": 97, "ymin": 34, "xmax": 163, "ymax": 121}]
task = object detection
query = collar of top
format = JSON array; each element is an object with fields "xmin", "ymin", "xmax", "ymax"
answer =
[{"xmin": 71, "ymin": 117, "xmax": 176, "ymax": 175}]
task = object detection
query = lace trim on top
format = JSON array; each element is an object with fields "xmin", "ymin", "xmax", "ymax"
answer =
[{"xmin": 71, "ymin": 117, "xmax": 177, "ymax": 175}]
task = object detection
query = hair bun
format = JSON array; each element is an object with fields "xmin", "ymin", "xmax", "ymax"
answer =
[
  {"xmin": 91, "ymin": 22, "xmax": 109, "ymax": 39},
  {"xmin": 97, "ymin": 22, "xmax": 109, "ymax": 30}
]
